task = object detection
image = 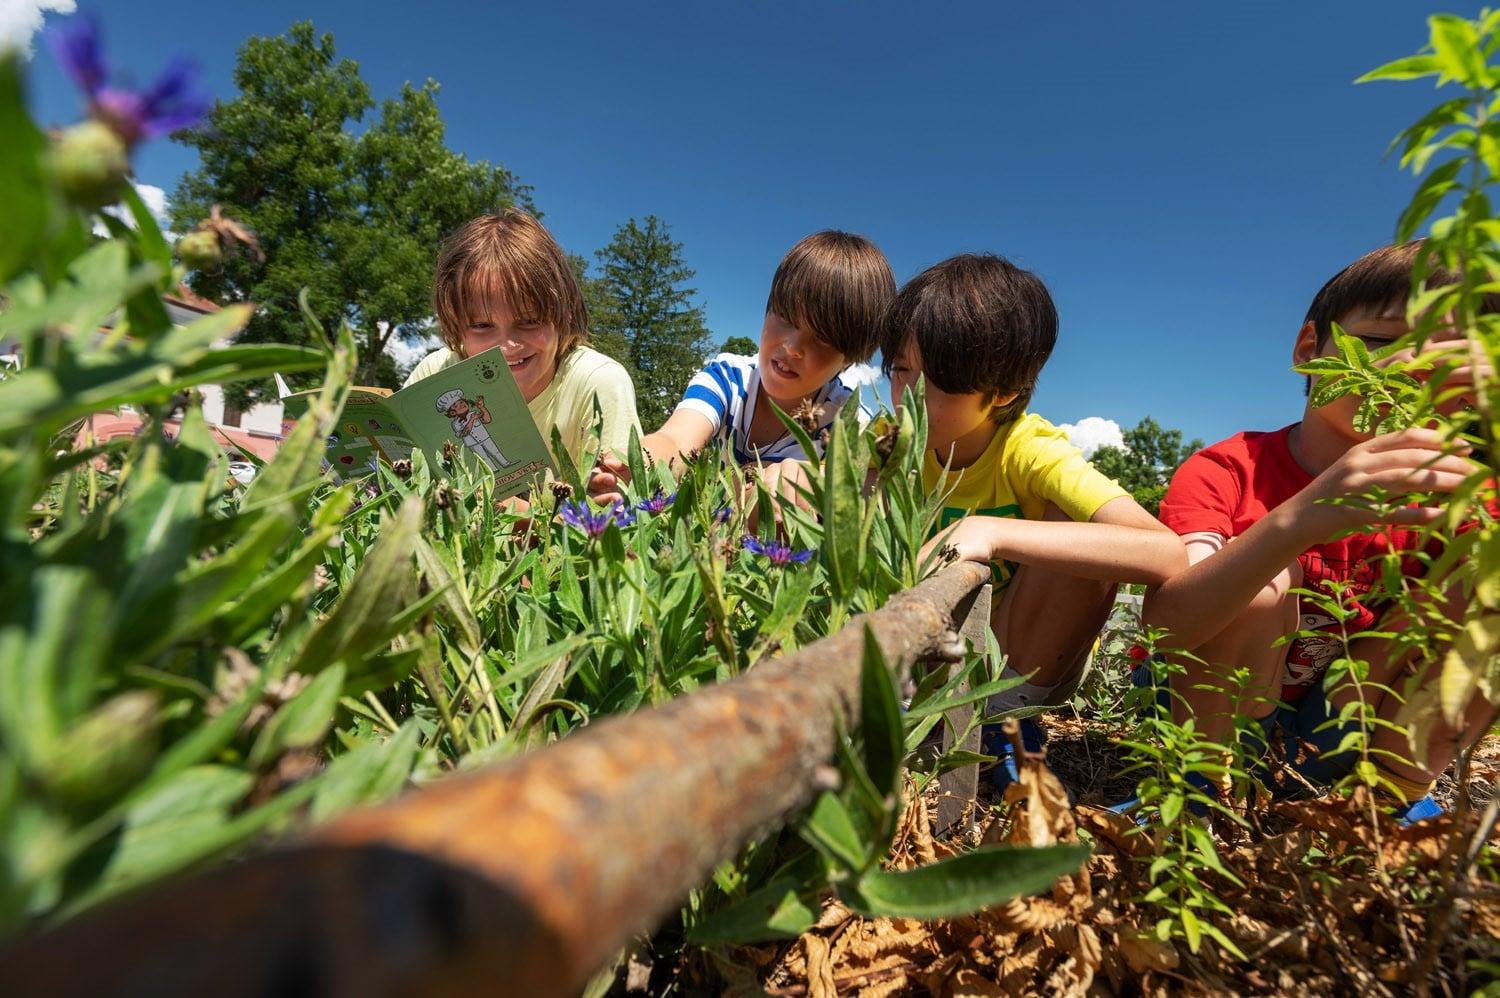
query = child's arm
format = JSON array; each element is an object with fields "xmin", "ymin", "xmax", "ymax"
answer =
[
  {"xmin": 926, "ymin": 496, "xmax": 1186, "ymax": 584},
  {"xmin": 1142, "ymin": 427, "xmax": 1475, "ymax": 650},
  {"xmin": 587, "ymin": 411, "xmax": 716, "ymax": 505}
]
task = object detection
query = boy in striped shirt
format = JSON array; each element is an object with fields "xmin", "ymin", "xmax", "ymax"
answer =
[{"xmin": 588, "ymin": 231, "xmax": 894, "ymax": 501}]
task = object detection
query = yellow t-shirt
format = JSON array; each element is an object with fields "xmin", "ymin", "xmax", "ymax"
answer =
[
  {"xmin": 925, "ymin": 412, "xmax": 1128, "ymax": 586},
  {"xmin": 404, "ymin": 345, "xmax": 640, "ymax": 466}
]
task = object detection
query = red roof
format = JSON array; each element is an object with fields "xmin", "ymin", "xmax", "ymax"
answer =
[{"xmin": 164, "ymin": 284, "xmax": 221, "ymax": 314}]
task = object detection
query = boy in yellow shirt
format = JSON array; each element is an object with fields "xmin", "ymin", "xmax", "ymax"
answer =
[
  {"xmin": 405, "ymin": 210, "xmax": 640, "ymax": 467},
  {"xmin": 882, "ymin": 254, "xmax": 1186, "ymax": 786}
]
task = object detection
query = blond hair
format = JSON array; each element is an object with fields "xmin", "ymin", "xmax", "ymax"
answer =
[{"xmin": 432, "ymin": 210, "xmax": 588, "ymax": 358}]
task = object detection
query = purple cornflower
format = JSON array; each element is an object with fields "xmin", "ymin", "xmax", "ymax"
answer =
[
  {"xmin": 51, "ymin": 15, "xmax": 208, "ymax": 145},
  {"xmin": 712, "ymin": 505, "xmax": 733, "ymax": 524},
  {"xmin": 742, "ymin": 536, "xmax": 816, "ymax": 567},
  {"xmin": 635, "ymin": 489, "xmax": 675, "ymax": 514},
  {"xmin": 560, "ymin": 500, "xmax": 634, "ymax": 538}
]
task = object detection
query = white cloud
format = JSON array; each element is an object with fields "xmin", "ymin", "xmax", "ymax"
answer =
[
  {"xmin": 386, "ymin": 329, "xmax": 440, "ymax": 374},
  {"xmin": 0, "ymin": 0, "xmax": 76, "ymax": 59},
  {"xmin": 134, "ymin": 183, "xmax": 169, "ymax": 225},
  {"xmin": 1058, "ymin": 416, "xmax": 1124, "ymax": 457},
  {"xmin": 94, "ymin": 182, "xmax": 173, "ymax": 238},
  {"xmin": 841, "ymin": 362, "xmax": 881, "ymax": 387}
]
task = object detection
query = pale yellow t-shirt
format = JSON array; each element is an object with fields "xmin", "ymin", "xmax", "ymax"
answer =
[
  {"xmin": 924, "ymin": 412, "xmax": 1128, "ymax": 587},
  {"xmin": 404, "ymin": 346, "xmax": 640, "ymax": 465}
]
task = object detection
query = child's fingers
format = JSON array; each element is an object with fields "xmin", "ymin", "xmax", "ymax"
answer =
[
  {"xmin": 1367, "ymin": 467, "xmax": 1473, "ymax": 494},
  {"xmin": 1384, "ymin": 506, "xmax": 1447, "ymax": 526},
  {"xmin": 1365, "ymin": 449, "xmax": 1477, "ymax": 476},
  {"xmin": 1364, "ymin": 427, "xmax": 1464, "ymax": 453}
]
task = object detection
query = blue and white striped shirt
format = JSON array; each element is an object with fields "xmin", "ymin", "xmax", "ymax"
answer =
[{"xmin": 676, "ymin": 353, "xmax": 868, "ymax": 464}]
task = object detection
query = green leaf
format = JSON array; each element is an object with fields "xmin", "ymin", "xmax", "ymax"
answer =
[
  {"xmin": 687, "ymin": 878, "xmax": 816, "ymax": 945},
  {"xmin": 798, "ymin": 792, "xmax": 868, "ymax": 872},
  {"xmin": 823, "ymin": 408, "xmax": 864, "ymax": 601},
  {"xmin": 1356, "ymin": 53, "xmax": 1441, "ymax": 83},
  {"xmin": 248, "ymin": 664, "xmax": 346, "ymax": 768},
  {"xmin": 859, "ymin": 626, "xmax": 905, "ymax": 798},
  {"xmin": 0, "ymin": 57, "xmax": 49, "ymax": 284},
  {"xmin": 286, "ymin": 498, "xmax": 422, "ymax": 676},
  {"xmin": 1180, "ymin": 905, "xmax": 1203, "ymax": 952},
  {"xmin": 843, "ymin": 843, "xmax": 1090, "ymax": 919},
  {"xmin": 905, "ymin": 672, "xmax": 1027, "ymax": 719},
  {"xmin": 308, "ymin": 722, "xmax": 421, "ymax": 822}
]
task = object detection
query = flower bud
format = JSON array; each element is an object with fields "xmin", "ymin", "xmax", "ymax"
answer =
[
  {"xmin": 51, "ymin": 120, "xmax": 129, "ymax": 210},
  {"xmin": 41, "ymin": 691, "xmax": 160, "ymax": 809},
  {"xmin": 176, "ymin": 230, "xmax": 223, "ymax": 271}
]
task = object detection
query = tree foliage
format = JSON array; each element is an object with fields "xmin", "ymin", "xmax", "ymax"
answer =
[
  {"xmin": 169, "ymin": 22, "xmax": 531, "ymax": 395},
  {"xmin": 1089, "ymin": 416, "xmax": 1203, "ymax": 515},
  {"xmin": 720, "ymin": 335, "xmax": 758, "ymax": 356},
  {"xmin": 590, "ymin": 216, "xmax": 713, "ymax": 428}
]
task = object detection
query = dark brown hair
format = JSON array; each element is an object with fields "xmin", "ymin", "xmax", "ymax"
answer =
[
  {"xmin": 879, "ymin": 253, "xmax": 1058, "ymax": 425},
  {"xmin": 1305, "ymin": 240, "xmax": 1462, "ymax": 347},
  {"xmin": 432, "ymin": 210, "xmax": 588, "ymax": 358},
  {"xmin": 765, "ymin": 230, "xmax": 895, "ymax": 362}
]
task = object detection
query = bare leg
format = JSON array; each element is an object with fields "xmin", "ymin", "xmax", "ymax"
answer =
[
  {"xmin": 1169, "ymin": 559, "xmax": 1301, "ymax": 745},
  {"xmin": 1340, "ymin": 581, "xmax": 1500, "ymax": 789},
  {"xmin": 990, "ymin": 503, "xmax": 1118, "ymax": 705}
]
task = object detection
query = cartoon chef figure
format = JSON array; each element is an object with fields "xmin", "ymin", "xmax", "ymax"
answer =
[{"xmin": 435, "ymin": 388, "xmax": 511, "ymax": 470}]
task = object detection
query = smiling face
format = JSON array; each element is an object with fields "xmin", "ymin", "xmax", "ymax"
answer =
[
  {"xmin": 757, "ymin": 312, "xmax": 847, "ymax": 405},
  {"xmin": 445, "ymin": 398, "xmax": 471, "ymax": 419},
  {"xmin": 461, "ymin": 297, "xmax": 560, "ymax": 404}
]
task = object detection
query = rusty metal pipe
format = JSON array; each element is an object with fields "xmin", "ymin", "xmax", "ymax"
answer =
[{"xmin": 4, "ymin": 561, "xmax": 989, "ymax": 998}]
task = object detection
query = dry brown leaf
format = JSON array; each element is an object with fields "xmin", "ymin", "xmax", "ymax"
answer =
[
  {"xmin": 815, "ymin": 898, "xmax": 853, "ymax": 931},
  {"xmin": 1000, "ymin": 756, "xmax": 1074, "ymax": 848},
  {"xmin": 1117, "ymin": 929, "xmax": 1180, "ymax": 974},
  {"xmin": 857, "ymin": 975, "xmax": 907, "ymax": 998},
  {"xmin": 805, "ymin": 934, "xmax": 838, "ymax": 998},
  {"xmin": 1076, "ymin": 804, "xmax": 1151, "ymax": 859},
  {"xmin": 948, "ymin": 966, "xmax": 1005, "ymax": 997}
]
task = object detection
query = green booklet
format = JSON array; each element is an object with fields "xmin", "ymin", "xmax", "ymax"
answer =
[{"xmin": 278, "ymin": 347, "xmax": 555, "ymax": 499}]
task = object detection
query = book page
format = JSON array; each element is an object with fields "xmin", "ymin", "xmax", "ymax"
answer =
[
  {"xmin": 390, "ymin": 347, "xmax": 553, "ymax": 498},
  {"xmin": 326, "ymin": 392, "xmax": 414, "ymax": 478}
]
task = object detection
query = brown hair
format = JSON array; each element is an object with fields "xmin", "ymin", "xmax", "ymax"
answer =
[
  {"xmin": 1304, "ymin": 239, "xmax": 1474, "ymax": 347},
  {"xmin": 765, "ymin": 231, "xmax": 895, "ymax": 362},
  {"xmin": 432, "ymin": 210, "xmax": 588, "ymax": 358},
  {"xmin": 879, "ymin": 253, "xmax": 1058, "ymax": 425}
]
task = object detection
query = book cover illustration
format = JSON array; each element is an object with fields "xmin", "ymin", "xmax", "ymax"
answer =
[{"xmin": 280, "ymin": 348, "xmax": 554, "ymax": 499}]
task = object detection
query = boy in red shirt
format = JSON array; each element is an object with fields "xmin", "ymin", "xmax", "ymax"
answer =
[{"xmin": 1143, "ymin": 242, "xmax": 1493, "ymax": 820}]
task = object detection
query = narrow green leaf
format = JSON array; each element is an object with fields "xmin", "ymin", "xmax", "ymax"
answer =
[
  {"xmin": 844, "ymin": 843, "xmax": 1090, "ymax": 919},
  {"xmin": 859, "ymin": 626, "xmax": 905, "ymax": 798},
  {"xmin": 688, "ymin": 878, "xmax": 816, "ymax": 945},
  {"xmin": 248, "ymin": 664, "xmax": 346, "ymax": 768},
  {"xmin": 799, "ymin": 792, "xmax": 868, "ymax": 871}
]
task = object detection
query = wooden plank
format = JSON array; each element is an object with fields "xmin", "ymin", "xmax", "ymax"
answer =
[
  {"xmin": 1, "ymin": 567, "xmax": 992, "ymax": 998},
  {"xmin": 935, "ymin": 582, "xmax": 993, "ymax": 834}
]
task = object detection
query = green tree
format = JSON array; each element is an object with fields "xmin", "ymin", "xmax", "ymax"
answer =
[
  {"xmin": 592, "ymin": 216, "xmax": 713, "ymax": 428},
  {"xmin": 720, "ymin": 335, "xmax": 758, "ymax": 356},
  {"xmin": 1089, "ymin": 416, "xmax": 1203, "ymax": 515},
  {"xmin": 169, "ymin": 22, "xmax": 531, "ymax": 395}
]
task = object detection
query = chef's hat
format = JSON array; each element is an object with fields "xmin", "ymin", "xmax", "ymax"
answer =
[{"xmin": 435, "ymin": 389, "xmax": 465, "ymax": 412}]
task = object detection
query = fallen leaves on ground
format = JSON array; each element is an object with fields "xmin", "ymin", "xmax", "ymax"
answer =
[{"xmin": 747, "ymin": 731, "xmax": 1500, "ymax": 997}]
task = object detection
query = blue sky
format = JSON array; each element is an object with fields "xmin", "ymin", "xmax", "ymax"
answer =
[{"xmin": 10, "ymin": 0, "xmax": 1453, "ymax": 449}]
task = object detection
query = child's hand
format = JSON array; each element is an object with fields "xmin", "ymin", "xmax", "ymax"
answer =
[
  {"xmin": 761, "ymin": 459, "xmax": 816, "ymax": 514},
  {"xmin": 918, "ymin": 516, "xmax": 999, "ymax": 571},
  {"xmin": 1294, "ymin": 427, "xmax": 1476, "ymax": 536},
  {"xmin": 587, "ymin": 452, "xmax": 632, "ymax": 507}
]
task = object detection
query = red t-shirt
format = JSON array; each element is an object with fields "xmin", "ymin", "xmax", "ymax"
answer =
[{"xmin": 1159, "ymin": 425, "xmax": 1428, "ymax": 701}]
